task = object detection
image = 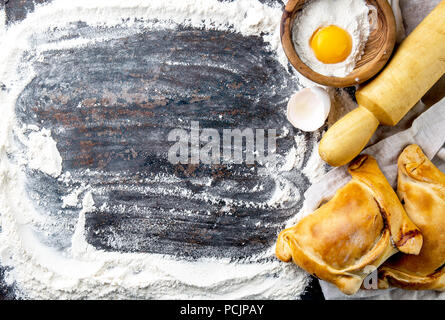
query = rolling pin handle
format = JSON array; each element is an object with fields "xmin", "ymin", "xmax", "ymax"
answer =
[{"xmin": 318, "ymin": 106, "xmax": 380, "ymax": 167}]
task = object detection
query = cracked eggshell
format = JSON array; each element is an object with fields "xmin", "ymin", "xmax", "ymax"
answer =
[{"xmin": 286, "ymin": 87, "xmax": 331, "ymax": 132}]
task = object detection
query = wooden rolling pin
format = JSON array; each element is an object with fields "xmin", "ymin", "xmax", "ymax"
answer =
[{"xmin": 319, "ymin": 1, "xmax": 445, "ymax": 167}]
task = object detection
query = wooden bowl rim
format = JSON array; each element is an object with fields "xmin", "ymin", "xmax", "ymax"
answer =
[{"xmin": 280, "ymin": 0, "xmax": 397, "ymax": 87}]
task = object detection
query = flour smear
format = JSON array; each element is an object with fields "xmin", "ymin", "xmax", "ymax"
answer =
[{"xmin": 0, "ymin": 0, "xmax": 327, "ymax": 299}]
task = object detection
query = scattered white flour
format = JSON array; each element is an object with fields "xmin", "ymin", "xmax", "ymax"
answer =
[
  {"xmin": 267, "ymin": 177, "xmax": 295, "ymax": 207},
  {"xmin": 278, "ymin": 135, "xmax": 309, "ymax": 174},
  {"xmin": 302, "ymin": 132, "xmax": 328, "ymax": 184},
  {"xmin": 71, "ymin": 191, "xmax": 96, "ymax": 258},
  {"xmin": 62, "ymin": 185, "xmax": 86, "ymax": 208},
  {"xmin": 0, "ymin": 8, "xmax": 5, "ymax": 38},
  {"xmin": 292, "ymin": 0, "xmax": 371, "ymax": 77},
  {"xmin": 280, "ymin": 146, "xmax": 299, "ymax": 172},
  {"xmin": 0, "ymin": 0, "xmax": 319, "ymax": 300},
  {"xmin": 26, "ymin": 128, "xmax": 63, "ymax": 178}
]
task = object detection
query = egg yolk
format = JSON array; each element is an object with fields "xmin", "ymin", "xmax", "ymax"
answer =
[{"xmin": 310, "ymin": 25, "xmax": 352, "ymax": 64}]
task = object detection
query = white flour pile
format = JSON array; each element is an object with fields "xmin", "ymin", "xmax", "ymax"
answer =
[
  {"xmin": 25, "ymin": 128, "xmax": 63, "ymax": 178},
  {"xmin": 0, "ymin": 0, "xmax": 330, "ymax": 299}
]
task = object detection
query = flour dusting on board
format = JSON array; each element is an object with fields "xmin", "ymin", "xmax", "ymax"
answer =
[{"xmin": 0, "ymin": 0, "xmax": 328, "ymax": 299}]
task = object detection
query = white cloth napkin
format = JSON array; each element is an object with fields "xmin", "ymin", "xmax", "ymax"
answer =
[{"xmin": 314, "ymin": 0, "xmax": 445, "ymax": 300}]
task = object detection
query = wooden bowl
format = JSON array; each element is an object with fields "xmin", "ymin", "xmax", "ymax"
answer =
[{"xmin": 281, "ymin": 0, "xmax": 396, "ymax": 87}]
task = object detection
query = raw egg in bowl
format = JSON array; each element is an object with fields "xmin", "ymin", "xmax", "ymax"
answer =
[{"xmin": 280, "ymin": 0, "xmax": 396, "ymax": 87}]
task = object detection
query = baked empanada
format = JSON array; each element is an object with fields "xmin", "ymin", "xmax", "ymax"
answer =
[
  {"xmin": 379, "ymin": 144, "xmax": 445, "ymax": 290},
  {"xmin": 276, "ymin": 155, "xmax": 423, "ymax": 295}
]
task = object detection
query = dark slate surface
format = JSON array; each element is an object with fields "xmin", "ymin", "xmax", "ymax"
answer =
[{"xmin": 0, "ymin": 0, "xmax": 325, "ymax": 300}]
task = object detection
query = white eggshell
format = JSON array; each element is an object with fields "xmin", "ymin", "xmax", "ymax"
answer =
[{"xmin": 286, "ymin": 87, "xmax": 331, "ymax": 132}]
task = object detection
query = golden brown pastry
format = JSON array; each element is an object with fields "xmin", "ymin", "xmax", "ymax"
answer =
[
  {"xmin": 379, "ymin": 144, "xmax": 445, "ymax": 290},
  {"xmin": 276, "ymin": 155, "xmax": 423, "ymax": 295}
]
